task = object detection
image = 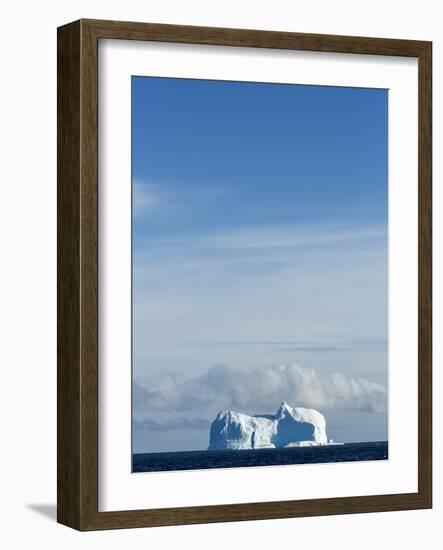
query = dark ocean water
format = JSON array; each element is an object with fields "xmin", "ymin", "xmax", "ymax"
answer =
[{"xmin": 133, "ymin": 441, "xmax": 388, "ymax": 473}]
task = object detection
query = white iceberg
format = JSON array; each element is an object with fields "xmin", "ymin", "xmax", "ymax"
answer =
[{"xmin": 208, "ymin": 401, "xmax": 330, "ymax": 450}]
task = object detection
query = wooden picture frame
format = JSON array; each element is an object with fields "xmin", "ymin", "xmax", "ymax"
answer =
[{"xmin": 57, "ymin": 18, "xmax": 432, "ymax": 530}]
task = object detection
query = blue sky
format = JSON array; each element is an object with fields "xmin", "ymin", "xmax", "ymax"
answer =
[{"xmin": 132, "ymin": 76, "xmax": 388, "ymax": 453}]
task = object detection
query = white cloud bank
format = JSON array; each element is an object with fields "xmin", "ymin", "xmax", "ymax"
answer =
[{"xmin": 134, "ymin": 363, "xmax": 387, "ymax": 422}]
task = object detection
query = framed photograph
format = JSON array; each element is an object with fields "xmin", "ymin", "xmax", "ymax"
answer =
[{"xmin": 57, "ymin": 19, "xmax": 432, "ymax": 530}]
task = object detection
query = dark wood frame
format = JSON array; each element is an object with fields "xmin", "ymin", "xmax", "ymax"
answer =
[{"xmin": 57, "ymin": 18, "xmax": 432, "ymax": 531}]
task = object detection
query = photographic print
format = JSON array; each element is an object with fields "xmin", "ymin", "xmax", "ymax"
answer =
[
  {"xmin": 57, "ymin": 20, "xmax": 432, "ymax": 529},
  {"xmin": 132, "ymin": 76, "xmax": 389, "ymax": 473}
]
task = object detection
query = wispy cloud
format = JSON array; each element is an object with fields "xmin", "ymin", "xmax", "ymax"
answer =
[
  {"xmin": 208, "ymin": 339, "xmax": 388, "ymax": 353},
  {"xmin": 197, "ymin": 224, "xmax": 386, "ymax": 251},
  {"xmin": 133, "ymin": 222, "xmax": 387, "ymax": 282},
  {"xmin": 133, "ymin": 179, "xmax": 231, "ymax": 221},
  {"xmin": 136, "ymin": 222, "xmax": 386, "ymax": 252},
  {"xmin": 133, "ymin": 182, "xmax": 160, "ymax": 219},
  {"xmin": 132, "ymin": 218, "xmax": 388, "ymax": 378}
]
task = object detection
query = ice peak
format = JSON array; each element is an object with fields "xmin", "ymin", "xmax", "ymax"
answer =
[{"xmin": 276, "ymin": 400, "xmax": 292, "ymax": 416}]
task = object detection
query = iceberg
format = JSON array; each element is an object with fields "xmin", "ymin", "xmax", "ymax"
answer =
[{"xmin": 208, "ymin": 401, "xmax": 329, "ymax": 450}]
